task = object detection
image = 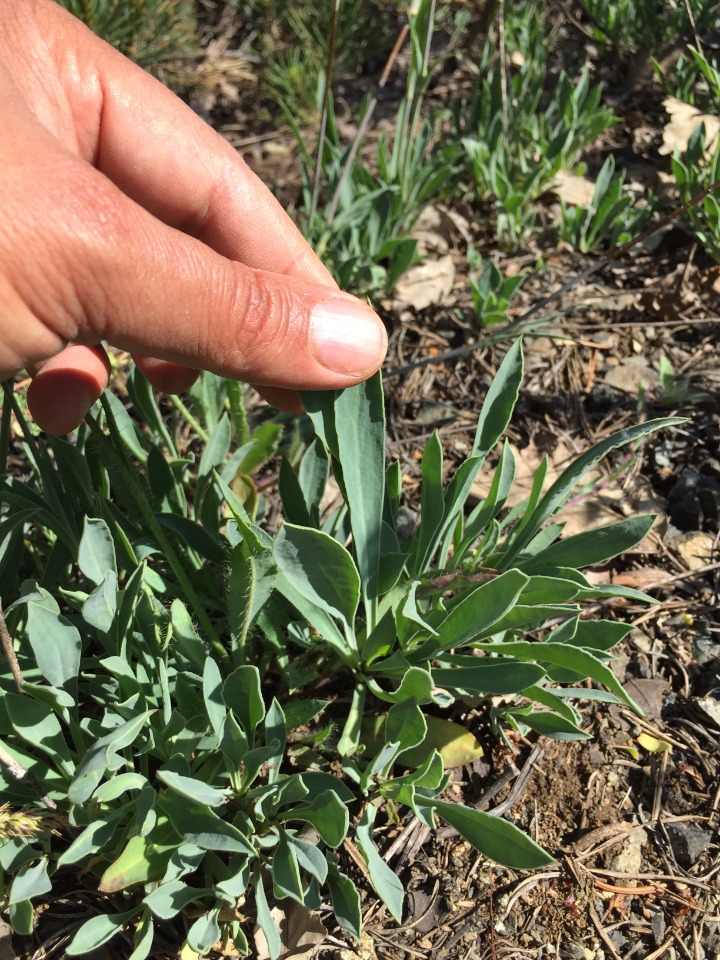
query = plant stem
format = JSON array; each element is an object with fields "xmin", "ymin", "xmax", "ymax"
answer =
[
  {"xmin": 0, "ymin": 601, "xmax": 23, "ymax": 692},
  {"xmin": 93, "ymin": 395, "xmax": 229, "ymax": 664},
  {"xmin": 170, "ymin": 393, "xmax": 209, "ymax": 444},
  {"xmin": 0, "ymin": 382, "xmax": 12, "ymax": 477},
  {"xmin": 225, "ymin": 380, "xmax": 249, "ymax": 447}
]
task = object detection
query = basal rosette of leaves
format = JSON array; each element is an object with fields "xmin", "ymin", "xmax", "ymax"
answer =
[{"xmin": 0, "ymin": 343, "xmax": 681, "ymax": 957}]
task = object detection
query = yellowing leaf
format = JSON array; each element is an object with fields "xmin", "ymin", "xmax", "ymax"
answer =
[
  {"xmin": 637, "ymin": 733, "xmax": 671, "ymax": 754},
  {"xmin": 400, "ymin": 716, "xmax": 484, "ymax": 769}
]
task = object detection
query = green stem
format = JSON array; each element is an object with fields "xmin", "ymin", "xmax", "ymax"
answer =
[
  {"xmin": 93, "ymin": 395, "xmax": 228, "ymax": 663},
  {"xmin": 169, "ymin": 393, "xmax": 209, "ymax": 444},
  {"xmin": 225, "ymin": 380, "xmax": 249, "ymax": 447},
  {"xmin": 0, "ymin": 382, "xmax": 12, "ymax": 476},
  {"xmin": 337, "ymin": 682, "xmax": 366, "ymax": 757}
]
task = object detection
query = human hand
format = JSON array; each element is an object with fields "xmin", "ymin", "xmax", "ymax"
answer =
[{"xmin": 1, "ymin": 0, "xmax": 387, "ymax": 434}]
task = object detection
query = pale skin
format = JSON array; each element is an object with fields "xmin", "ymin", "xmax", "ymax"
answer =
[{"xmin": 1, "ymin": 0, "xmax": 387, "ymax": 435}]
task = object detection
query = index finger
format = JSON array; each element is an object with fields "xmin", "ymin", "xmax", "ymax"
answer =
[{"xmin": 38, "ymin": 0, "xmax": 335, "ymax": 286}]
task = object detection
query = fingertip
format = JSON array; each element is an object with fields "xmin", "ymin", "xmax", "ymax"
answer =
[
  {"xmin": 27, "ymin": 345, "xmax": 110, "ymax": 435},
  {"xmin": 132, "ymin": 355, "xmax": 200, "ymax": 394},
  {"xmin": 253, "ymin": 385, "xmax": 304, "ymax": 414}
]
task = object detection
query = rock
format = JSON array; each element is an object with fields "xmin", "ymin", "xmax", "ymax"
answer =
[
  {"xmin": 666, "ymin": 822, "xmax": 713, "ymax": 868},
  {"xmin": 560, "ymin": 944, "xmax": 586, "ymax": 960},
  {"xmin": 612, "ymin": 827, "xmax": 647, "ymax": 875}
]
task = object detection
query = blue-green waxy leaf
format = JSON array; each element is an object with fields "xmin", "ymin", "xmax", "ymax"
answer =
[
  {"xmin": 170, "ymin": 599, "xmax": 209, "ymax": 670},
  {"xmin": 273, "ymin": 523, "xmax": 360, "ymax": 628},
  {"xmin": 157, "ymin": 769, "xmax": 231, "ymax": 807},
  {"xmin": 273, "ymin": 831, "xmax": 304, "ymax": 903},
  {"xmin": 144, "ymin": 880, "xmax": 204, "ymax": 920},
  {"xmin": 413, "ymin": 432, "xmax": 445, "ymax": 571},
  {"xmin": 522, "ymin": 711, "xmax": 591, "ymax": 740},
  {"xmin": 432, "ymin": 659, "xmax": 546, "ymax": 695},
  {"xmin": 502, "ymin": 417, "xmax": 684, "ymax": 565},
  {"xmin": 523, "ymin": 514, "xmax": 657, "ymax": 571},
  {"xmin": 430, "ymin": 800, "xmax": 555, "ymax": 869},
  {"xmin": 386, "ymin": 700, "xmax": 427, "ymax": 753},
  {"xmin": 78, "ymin": 517, "xmax": 117, "ymax": 586},
  {"xmin": 475, "ymin": 640, "xmax": 638, "ymax": 710},
  {"xmin": 25, "ymin": 590, "xmax": 81, "ymax": 689},
  {"xmin": 8, "ymin": 900, "xmax": 33, "ymax": 936},
  {"xmin": 356, "ymin": 805, "xmax": 404, "ymax": 922},
  {"xmin": 69, "ymin": 710, "xmax": 154, "ymax": 804},
  {"xmin": 223, "ymin": 664, "xmax": 265, "ymax": 741},
  {"xmin": 5, "ymin": 694, "xmax": 73, "ymax": 773},
  {"xmin": 280, "ymin": 789, "xmax": 349, "ymax": 848},
  {"xmin": 435, "ymin": 570, "xmax": 529, "ymax": 649},
  {"xmin": 160, "ymin": 795, "xmax": 255, "ymax": 855},
  {"xmin": 254, "ymin": 866, "xmax": 282, "ymax": 960},
  {"xmin": 9, "ymin": 857, "xmax": 51, "ymax": 904},
  {"xmin": 129, "ymin": 909, "xmax": 154, "ymax": 960},
  {"xmin": 472, "ymin": 338, "xmax": 523, "ymax": 460},
  {"xmin": 187, "ymin": 906, "xmax": 221, "ymax": 955},
  {"xmin": 327, "ymin": 864, "xmax": 362, "ymax": 939},
  {"xmin": 203, "ymin": 657, "xmax": 225, "ymax": 743},
  {"xmin": 58, "ymin": 818, "xmax": 119, "ymax": 866},
  {"xmin": 66, "ymin": 910, "xmax": 139, "ymax": 956},
  {"xmin": 82, "ymin": 572, "xmax": 118, "ymax": 633},
  {"xmin": 303, "ymin": 373, "xmax": 385, "ymax": 602},
  {"xmin": 288, "ymin": 835, "xmax": 329, "ymax": 885}
]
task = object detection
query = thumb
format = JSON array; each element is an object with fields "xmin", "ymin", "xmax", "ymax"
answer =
[{"xmin": 15, "ymin": 163, "xmax": 387, "ymax": 391}]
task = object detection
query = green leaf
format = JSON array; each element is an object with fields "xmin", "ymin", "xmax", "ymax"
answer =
[
  {"xmin": 287, "ymin": 835, "xmax": 329, "ymax": 885},
  {"xmin": 160, "ymin": 795, "xmax": 255, "ymax": 855},
  {"xmin": 199, "ymin": 414, "xmax": 231, "ymax": 478},
  {"xmin": 69, "ymin": 710, "xmax": 154, "ymax": 804},
  {"xmin": 522, "ymin": 711, "xmax": 591, "ymax": 740},
  {"xmin": 432, "ymin": 659, "xmax": 546, "ymax": 695},
  {"xmin": 170, "ymin": 599, "xmax": 209, "ymax": 671},
  {"xmin": 82, "ymin": 572, "xmax": 118, "ymax": 633},
  {"xmin": 223, "ymin": 665, "xmax": 265, "ymax": 742},
  {"xmin": 430, "ymin": 799, "xmax": 555, "ymax": 869},
  {"xmin": 273, "ymin": 523, "xmax": 360, "ymax": 629},
  {"xmin": 144, "ymin": 879, "xmax": 203, "ymax": 920},
  {"xmin": 413, "ymin": 432, "xmax": 445, "ymax": 572},
  {"xmin": 25, "ymin": 591, "xmax": 81, "ymax": 689},
  {"xmin": 9, "ymin": 857, "xmax": 51, "ymax": 904},
  {"xmin": 502, "ymin": 418, "xmax": 683, "ymax": 565},
  {"xmin": 280, "ymin": 789, "xmax": 349, "ymax": 848},
  {"xmin": 99, "ymin": 835, "xmax": 173, "ymax": 892},
  {"xmin": 254, "ymin": 866, "xmax": 282, "ymax": 960},
  {"xmin": 273, "ymin": 831, "xmax": 304, "ymax": 903},
  {"xmin": 157, "ymin": 769, "xmax": 231, "ymax": 807},
  {"xmin": 187, "ymin": 906, "xmax": 221, "ymax": 955},
  {"xmin": 92, "ymin": 772, "xmax": 148, "ymax": 802},
  {"xmin": 58, "ymin": 818, "xmax": 119, "ymax": 866},
  {"xmin": 522, "ymin": 515, "xmax": 656, "ymax": 570},
  {"xmin": 386, "ymin": 700, "xmax": 427, "ymax": 753},
  {"xmin": 8, "ymin": 898, "xmax": 33, "ymax": 935},
  {"xmin": 129, "ymin": 911, "xmax": 154, "ymax": 960},
  {"xmin": 303, "ymin": 373, "xmax": 385, "ymax": 602},
  {"xmin": 472, "ymin": 339, "xmax": 523, "ymax": 460},
  {"xmin": 474, "ymin": 640, "xmax": 638, "ymax": 711},
  {"xmin": 327, "ymin": 864, "xmax": 362, "ymax": 939},
  {"xmin": 282, "ymin": 699, "xmax": 329, "ymax": 730},
  {"xmin": 356, "ymin": 805, "xmax": 404, "ymax": 922},
  {"xmin": 78, "ymin": 517, "xmax": 117, "ymax": 585},
  {"xmin": 66, "ymin": 909, "xmax": 139, "ymax": 956},
  {"xmin": 5, "ymin": 694, "xmax": 74, "ymax": 773},
  {"xmin": 202, "ymin": 657, "xmax": 225, "ymax": 743},
  {"xmin": 434, "ymin": 570, "xmax": 529, "ymax": 649}
]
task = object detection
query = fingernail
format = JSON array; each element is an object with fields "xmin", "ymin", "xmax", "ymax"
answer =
[{"xmin": 310, "ymin": 300, "xmax": 387, "ymax": 377}]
